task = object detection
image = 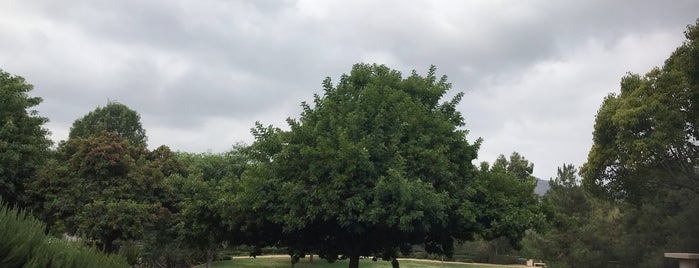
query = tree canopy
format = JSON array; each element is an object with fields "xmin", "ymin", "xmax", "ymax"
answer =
[
  {"xmin": 166, "ymin": 147, "xmax": 251, "ymax": 268},
  {"xmin": 0, "ymin": 69, "xmax": 52, "ymax": 206},
  {"xmin": 28, "ymin": 131, "xmax": 185, "ymax": 252},
  {"xmin": 581, "ymin": 20, "xmax": 699, "ymax": 202},
  {"xmin": 28, "ymin": 102, "xmax": 185, "ymax": 253},
  {"xmin": 523, "ymin": 164, "xmax": 620, "ymax": 268},
  {"xmin": 13, "ymin": 18, "xmax": 699, "ymax": 264},
  {"xmin": 530, "ymin": 19, "xmax": 699, "ymax": 267},
  {"xmin": 69, "ymin": 101, "xmax": 147, "ymax": 146},
  {"xmin": 239, "ymin": 63, "xmax": 525, "ymax": 268},
  {"xmin": 473, "ymin": 153, "xmax": 539, "ymax": 247}
]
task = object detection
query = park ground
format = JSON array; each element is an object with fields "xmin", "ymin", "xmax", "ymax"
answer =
[{"xmin": 206, "ymin": 255, "xmax": 528, "ymax": 268}]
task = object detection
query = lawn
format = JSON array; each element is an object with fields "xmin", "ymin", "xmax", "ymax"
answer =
[{"xmin": 209, "ymin": 256, "xmax": 523, "ymax": 268}]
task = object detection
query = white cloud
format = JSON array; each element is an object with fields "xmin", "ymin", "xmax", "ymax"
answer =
[
  {"xmin": 1, "ymin": 0, "xmax": 697, "ymax": 179},
  {"xmin": 466, "ymin": 30, "xmax": 686, "ymax": 179}
]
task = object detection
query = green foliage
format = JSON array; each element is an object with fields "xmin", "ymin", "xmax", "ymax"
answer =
[
  {"xmin": 142, "ymin": 146, "xmax": 252, "ymax": 268},
  {"xmin": 490, "ymin": 152, "xmax": 534, "ymax": 182},
  {"xmin": 241, "ymin": 64, "xmax": 490, "ymax": 267},
  {"xmin": 0, "ymin": 202, "xmax": 46, "ymax": 267},
  {"xmin": 167, "ymin": 173, "xmax": 228, "ymax": 268},
  {"xmin": 522, "ymin": 164, "xmax": 621, "ymax": 268},
  {"xmin": 0, "ymin": 69, "xmax": 52, "ymax": 206},
  {"xmin": 28, "ymin": 131, "xmax": 184, "ymax": 253},
  {"xmin": 473, "ymin": 153, "xmax": 539, "ymax": 248},
  {"xmin": 176, "ymin": 144, "xmax": 249, "ymax": 182},
  {"xmin": 0, "ymin": 199, "xmax": 128, "ymax": 268},
  {"xmin": 576, "ymin": 19, "xmax": 699, "ymax": 267},
  {"xmin": 117, "ymin": 240, "xmax": 141, "ymax": 266},
  {"xmin": 79, "ymin": 200, "xmax": 163, "ymax": 250},
  {"xmin": 141, "ymin": 240, "xmax": 210, "ymax": 268},
  {"xmin": 452, "ymin": 239, "xmax": 522, "ymax": 264},
  {"xmin": 530, "ymin": 21, "xmax": 699, "ymax": 267},
  {"xmin": 69, "ymin": 101, "xmax": 147, "ymax": 146},
  {"xmin": 581, "ymin": 19, "xmax": 699, "ymax": 203}
]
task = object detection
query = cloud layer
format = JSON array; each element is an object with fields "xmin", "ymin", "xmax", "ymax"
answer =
[{"xmin": 1, "ymin": 0, "xmax": 697, "ymax": 179}]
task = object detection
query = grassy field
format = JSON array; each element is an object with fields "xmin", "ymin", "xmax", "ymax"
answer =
[{"xmin": 208, "ymin": 256, "xmax": 523, "ymax": 268}]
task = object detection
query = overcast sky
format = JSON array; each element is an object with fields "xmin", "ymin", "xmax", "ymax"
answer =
[{"xmin": 1, "ymin": 1, "xmax": 698, "ymax": 180}]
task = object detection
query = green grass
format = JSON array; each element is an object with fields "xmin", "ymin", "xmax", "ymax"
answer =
[{"xmin": 209, "ymin": 257, "xmax": 519, "ymax": 268}]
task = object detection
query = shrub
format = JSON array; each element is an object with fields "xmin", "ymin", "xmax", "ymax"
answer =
[{"xmin": 0, "ymin": 200, "xmax": 128, "ymax": 268}]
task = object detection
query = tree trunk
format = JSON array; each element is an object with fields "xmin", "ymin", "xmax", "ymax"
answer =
[
  {"xmin": 103, "ymin": 239, "xmax": 116, "ymax": 253},
  {"xmin": 348, "ymin": 255, "xmax": 359, "ymax": 268},
  {"xmin": 309, "ymin": 253, "xmax": 314, "ymax": 263},
  {"xmin": 206, "ymin": 252, "xmax": 213, "ymax": 268},
  {"xmin": 391, "ymin": 257, "xmax": 400, "ymax": 268},
  {"xmin": 291, "ymin": 254, "xmax": 300, "ymax": 268}
]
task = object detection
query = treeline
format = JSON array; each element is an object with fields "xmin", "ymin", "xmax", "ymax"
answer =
[
  {"xmin": 522, "ymin": 20, "xmax": 699, "ymax": 268},
  {"xmin": 1, "ymin": 19, "xmax": 698, "ymax": 268},
  {"xmin": 1, "ymin": 64, "xmax": 540, "ymax": 268}
]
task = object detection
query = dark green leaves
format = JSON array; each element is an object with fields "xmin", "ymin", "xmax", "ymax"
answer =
[
  {"xmin": 581, "ymin": 21, "xmax": 699, "ymax": 202},
  {"xmin": 0, "ymin": 69, "xmax": 51, "ymax": 206},
  {"xmin": 244, "ymin": 64, "xmax": 482, "ymax": 264},
  {"xmin": 69, "ymin": 101, "xmax": 147, "ymax": 146}
]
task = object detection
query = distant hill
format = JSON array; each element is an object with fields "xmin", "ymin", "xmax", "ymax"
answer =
[{"xmin": 534, "ymin": 178, "xmax": 550, "ymax": 196}]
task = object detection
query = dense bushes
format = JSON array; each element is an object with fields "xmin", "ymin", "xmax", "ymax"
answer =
[
  {"xmin": 405, "ymin": 241, "xmax": 525, "ymax": 265},
  {"xmin": 0, "ymin": 200, "xmax": 127, "ymax": 268}
]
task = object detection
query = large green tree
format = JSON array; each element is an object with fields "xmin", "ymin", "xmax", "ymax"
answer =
[
  {"xmin": 581, "ymin": 20, "xmax": 699, "ymax": 202},
  {"xmin": 242, "ymin": 64, "xmax": 501, "ymax": 268},
  {"xmin": 0, "ymin": 70, "xmax": 52, "ymax": 206},
  {"xmin": 28, "ymin": 103, "xmax": 184, "ymax": 253},
  {"xmin": 28, "ymin": 132, "xmax": 184, "ymax": 252},
  {"xmin": 580, "ymin": 19, "xmax": 699, "ymax": 267}
]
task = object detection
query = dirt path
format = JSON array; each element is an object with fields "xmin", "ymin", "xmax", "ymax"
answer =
[
  {"xmin": 232, "ymin": 254, "xmax": 289, "ymax": 259},
  {"xmin": 231, "ymin": 255, "xmax": 528, "ymax": 267},
  {"xmin": 397, "ymin": 258, "xmax": 527, "ymax": 267}
]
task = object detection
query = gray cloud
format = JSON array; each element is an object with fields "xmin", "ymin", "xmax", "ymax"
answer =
[{"xmin": 1, "ymin": 0, "xmax": 698, "ymax": 179}]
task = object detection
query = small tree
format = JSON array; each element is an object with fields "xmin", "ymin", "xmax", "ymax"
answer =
[{"xmin": 473, "ymin": 153, "xmax": 539, "ymax": 250}]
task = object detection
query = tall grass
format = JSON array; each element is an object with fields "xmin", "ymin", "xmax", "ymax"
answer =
[{"xmin": 0, "ymin": 200, "xmax": 128, "ymax": 268}]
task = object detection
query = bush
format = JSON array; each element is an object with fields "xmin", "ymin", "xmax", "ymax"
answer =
[
  {"xmin": 0, "ymin": 203, "xmax": 46, "ymax": 267},
  {"xmin": 489, "ymin": 255, "xmax": 523, "ymax": 265},
  {"xmin": 0, "ymin": 200, "xmax": 128, "ymax": 268},
  {"xmin": 117, "ymin": 240, "xmax": 142, "ymax": 266},
  {"xmin": 141, "ymin": 241, "xmax": 207, "ymax": 268},
  {"xmin": 412, "ymin": 252, "xmax": 428, "ymax": 259}
]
